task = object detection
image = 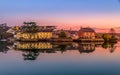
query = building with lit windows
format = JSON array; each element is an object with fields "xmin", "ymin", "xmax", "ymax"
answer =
[
  {"xmin": 78, "ymin": 27, "xmax": 96, "ymax": 40},
  {"xmin": 15, "ymin": 22, "xmax": 56, "ymax": 41},
  {"xmin": 16, "ymin": 32, "xmax": 53, "ymax": 41}
]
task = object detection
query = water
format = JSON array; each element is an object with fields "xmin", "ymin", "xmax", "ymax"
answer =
[{"xmin": 0, "ymin": 42, "xmax": 120, "ymax": 75}]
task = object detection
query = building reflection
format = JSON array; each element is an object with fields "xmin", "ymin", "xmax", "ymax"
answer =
[
  {"xmin": 0, "ymin": 41, "xmax": 118, "ymax": 61},
  {"xmin": 13, "ymin": 42, "xmax": 53, "ymax": 60},
  {"xmin": 109, "ymin": 43, "xmax": 117, "ymax": 53},
  {"xmin": 0, "ymin": 42, "xmax": 11, "ymax": 53},
  {"xmin": 78, "ymin": 43, "xmax": 95, "ymax": 54},
  {"xmin": 13, "ymin": 42, "xmax": 104, "ymax": 55},
  {"xmin": 22, "ymin": 49, "xmax": 40, "ymax": 60},
  {"xmin": 14, "ymin": 42, "xmax": 53, "ymax": 50}
]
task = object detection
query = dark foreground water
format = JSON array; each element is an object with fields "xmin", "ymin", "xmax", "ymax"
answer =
[{"xmin": 0, "ymin": 42, "xmax": 120, "ymax": 75}]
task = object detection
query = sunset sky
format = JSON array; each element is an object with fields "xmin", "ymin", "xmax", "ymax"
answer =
[{"xmin": 0, "ymin": 0, "xmax": 120, "ymax": 31}]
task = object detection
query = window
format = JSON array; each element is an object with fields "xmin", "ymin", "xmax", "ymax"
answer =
[{"xmin": 84, "ymin": 32, "xmax": 86, "ymax": 36}]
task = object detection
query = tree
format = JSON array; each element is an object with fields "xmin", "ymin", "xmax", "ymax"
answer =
[
  {"xmin": 109, "ymin": 36, "xmax": 118, "ymax": 43},
  {"xmin": 59, "ymin": 31, "xmax": 67, "ymax": 38},
  {"xmin": 102, "ymin": 34, "xmax": 111, "ymax": 42},
  {"xmin": 102, "ymin": 42, "xmax": 109, "ymax": 49},
  {"xmin": 21, "ymin": 22, "xmax": 39, "ymax": 33},
  {"xmin": 59, "ymin": 45, "xmax": 67, "ymax": 53},
  {"xmin": 109, "ymin": 28, "xmax": 116, "ymax": 36},
  {"xmin": 103, "ymin": 33, "xmax": 118, "ymax": 43},
  {"xmin": 22, "ymin": 50, "xmax": 40, "ymax": 61}
]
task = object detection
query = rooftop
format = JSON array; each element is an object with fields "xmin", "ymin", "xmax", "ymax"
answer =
[{"xmin": 80, "ymin": 27, "xmax": 95, "ymax": 32}]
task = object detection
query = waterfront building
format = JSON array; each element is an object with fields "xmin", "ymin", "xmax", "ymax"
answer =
[
  {"xmin": 16, "ymin": 32, "xmax": 53, "ymax": 41},
  {"xmin": 7, "ymin": 26, "xmax": 20, "ymax": 34},
  {"xmin": 78, "ymin": 27, "xmax": 104, "ymax": 42},
  {"xmin": 67, "ymin": 30, "xmax": 79, "ymax": 39},
  {"xmin": 78, "ymin": 27, "xmax": 96, "ymax": 40},
  {"xmin": 15, "ymin": 22, "xmax": 56, "ymax": 41},
  {"xmin": 53, "ymin": 30, "xmax": 78, "ymax": 39}
]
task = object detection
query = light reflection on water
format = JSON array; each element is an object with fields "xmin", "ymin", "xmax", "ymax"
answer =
[{"xmin": 0, "ymin": 42, "xmax": 120, "ymax": 75}]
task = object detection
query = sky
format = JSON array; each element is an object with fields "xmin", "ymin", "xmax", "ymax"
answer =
[{"xmin": 0, "ymin": 0, "xmax": 120, "ymax": 31}]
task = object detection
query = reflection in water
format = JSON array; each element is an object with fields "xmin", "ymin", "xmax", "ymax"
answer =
[
  {"xmin": 15, "ymin": 42, "xmax": 52, "ymax": 50},
  {"xmin": 1, "ymin": 41, "xmax": 118, "ymax": 60},
  {"xmin": 78, "ymin": 43, "xmax": 95, "ymax": 54},
  {"xmin": 58, "ymin": 45, "xmax": 67, "ymax": 53},
  {"xmin": 22, "ymin": 49, "xmax": 40, "ymax": 60},
  {"xmin": 13, "ymin": 42, "xmax": 53, "ymax": 60},
  {"xmin": 0, "ymin": 42, "xmax": 119, "ymax": 75},
  {"xmin": 102, "ymin": 42, "xmax": 117, "ymax": 53},
  {"xmin": 0, "ymin": 42, "xmax": 12, "ymax": 53}
]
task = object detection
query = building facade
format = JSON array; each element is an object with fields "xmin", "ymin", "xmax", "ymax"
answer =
[
  {"xmin": 16, "ymin": 32, "xmax": 53, "ymax": 41},
  {"xmin": 78, "ymin": 27, "xmax": 96, "ymax": 40},
  {"xmin": 15, "ymin": 22, "xmax": 56, "ymax": 41}
]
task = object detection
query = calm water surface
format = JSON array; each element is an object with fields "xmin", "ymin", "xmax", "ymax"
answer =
[{"xmin": 0, "ymin": 42, "xmax": 120, "ymax": 75}]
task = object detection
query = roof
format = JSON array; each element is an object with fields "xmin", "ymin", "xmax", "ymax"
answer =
[
  {"xmin": 80, "ymin": 28, "xmax": 95, "ymax": 32},
  {"xmin": 20, "ymin": 25, "xmax": 56, "ymax": 32}
]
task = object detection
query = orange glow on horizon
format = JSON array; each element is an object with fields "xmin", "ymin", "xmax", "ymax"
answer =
[{"xmin": 2, "ymin": 13, "xmax": 120, "ymax": 33}]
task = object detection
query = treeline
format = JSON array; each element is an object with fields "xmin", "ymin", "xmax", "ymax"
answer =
[{"xmin": 102, "ymin": 34, "xmax": 117, "ymax": 43}]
